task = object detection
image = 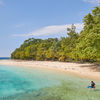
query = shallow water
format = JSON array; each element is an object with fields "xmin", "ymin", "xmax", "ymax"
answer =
[{"xmin": 0, "ymin": 65, "xmax": 100, "ymax": 100}]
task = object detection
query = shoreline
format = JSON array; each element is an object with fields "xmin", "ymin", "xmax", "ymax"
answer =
[{"xmin": 0, "ymin": 60, "xmax": 100, "ymax": 81}]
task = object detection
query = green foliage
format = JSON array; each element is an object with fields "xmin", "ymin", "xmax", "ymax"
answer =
[
  {"xmin": 11, "ymin": 6, "xmax": 100, "ymax": 62},
  {"xmin": 72, "ymin": 6, "xmax": 100, "ymax": 62}
]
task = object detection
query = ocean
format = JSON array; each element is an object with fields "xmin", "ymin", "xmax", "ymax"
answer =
[
  {"xmin": 0, "ymin": 65, "xmax": 100, "ymax": 100},
  {"xmin": 0, "ymin": 57, "xmax": 10, "ymax": 60}
]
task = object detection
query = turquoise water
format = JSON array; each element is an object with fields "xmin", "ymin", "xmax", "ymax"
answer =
[{"xmin": 0, "ymin": 65, "xmax": 100, "ymax": 100}]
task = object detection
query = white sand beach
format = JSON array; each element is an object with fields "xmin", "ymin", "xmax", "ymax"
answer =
[{"xmin": 0, "ymin": 60, "xmax": 100, "ymax": 81}]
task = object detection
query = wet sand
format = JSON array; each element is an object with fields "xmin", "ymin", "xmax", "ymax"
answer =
[{"xmin": 0, "ymin": 60, "xmax": 100, "ymax": 81}]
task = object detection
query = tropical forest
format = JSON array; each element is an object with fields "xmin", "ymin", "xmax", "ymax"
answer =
[{"xmin": 11, "ymin": 6, "xmax": 100, "ymax": 62}]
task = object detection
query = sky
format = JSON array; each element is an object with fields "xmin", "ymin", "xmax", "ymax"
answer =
[{"xmin": 0, "ymin": 0, "xmax": 99, "ymax": 57}]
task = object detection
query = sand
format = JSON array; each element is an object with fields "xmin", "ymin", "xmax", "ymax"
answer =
[{"xmin": 0, "ymin": 60, "xmax": 100, "ymax": 81}]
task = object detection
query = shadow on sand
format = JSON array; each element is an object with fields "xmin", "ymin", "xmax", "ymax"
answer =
[{"xmin": 80, "ymin": 64, "xmax": 100, "ymax": 72}]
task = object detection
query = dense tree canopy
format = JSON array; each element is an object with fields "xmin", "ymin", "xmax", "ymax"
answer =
[{"xmin": 11, "ymin": 6, "xmax": 100, "ymax": 62}]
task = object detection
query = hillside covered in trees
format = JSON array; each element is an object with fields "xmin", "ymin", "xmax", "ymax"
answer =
[{"xmin": 11, "ymin": 6, "xmax": 100, "ymax": 62}]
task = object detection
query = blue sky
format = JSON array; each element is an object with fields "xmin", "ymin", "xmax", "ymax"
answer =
[{"xmin": 0, "ymin": 0, "xmax": 99, "ymax": 57}]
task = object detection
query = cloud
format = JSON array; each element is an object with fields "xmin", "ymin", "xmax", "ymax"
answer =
[
  {"xmin": 15, "ymin": 24, "xmax": 25, "ymax": 28},
  {"xmin": 13, "ymin": 23, "xmax": 84, "ymax": 37},
  {"xmin": 83, "ymin": 0, "xmax": 100, "ymax": 3},
  {"xmin": 0, "ymin": 0, "xmax": 4, "ymax": 6}
]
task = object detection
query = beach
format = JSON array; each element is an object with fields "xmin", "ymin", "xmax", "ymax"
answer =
[
  {"xmin": 0, "ymin": 60, "xmax": 100, "ymax": 81},
  {"xmin": 0, "ymin": 60, "xmax": 100, "ymax": 100}
]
